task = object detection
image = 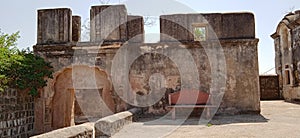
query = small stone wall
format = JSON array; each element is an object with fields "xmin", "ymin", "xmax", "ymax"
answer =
[
  {"xmin": 31, "ymin": 108, "xmax": 141, "ymax": 138},
  {"xmin": 94, "ymin": 108, "xmax": 141, "ymax": 137},
  {"xmin": 0, "ymin": 89, "xmax": 35, "ymax": 138},
  {"xmin": 31, "ymin": 123, "xmax": 94, "ymax": 138},
  {"xmin": 259, "ymin": 75, "xmax": 280, "ymax": 100}
]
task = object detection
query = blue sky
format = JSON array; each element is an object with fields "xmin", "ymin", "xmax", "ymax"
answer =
[{"xmin": 0, "ymin": 0, "xmax": 300, "ymax": 74}]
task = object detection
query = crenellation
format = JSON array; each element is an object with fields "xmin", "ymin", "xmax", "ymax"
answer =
[
  {"xmin": 37, "ymin": 8, "xmax": 72, "ymax": 45},
  {"xmin": 72, "ymin": 16, "xmax": 81, "ymax": 42},
  {"xmin": 90, "ymin": 5, "xmax": 128, "ymax": 42},
  {"xmin": 127, "ymin": 15, "xmax": 144, "ymax": 43},
  {"xmin": 160, "ymin": 13, "xmax": 255, "ymax": 42}
]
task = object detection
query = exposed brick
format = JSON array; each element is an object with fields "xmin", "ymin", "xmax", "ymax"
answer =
[{"xmin": 0, "ymin": 89, "xmax": 34, "ymax": 137}]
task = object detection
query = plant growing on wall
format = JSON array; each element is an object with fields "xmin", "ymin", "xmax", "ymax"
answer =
[{"xmin": 0, "ymin": 30, "xmax": 53, "ymax": 96}]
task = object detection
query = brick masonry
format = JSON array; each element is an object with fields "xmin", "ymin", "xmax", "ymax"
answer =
[{"xmin": 0, "ymin": 89, "xmax": 35, "ymax": 138}]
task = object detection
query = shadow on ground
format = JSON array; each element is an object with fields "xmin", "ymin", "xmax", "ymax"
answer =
[
  {"xmin": 210, "ymin": 114, "xmax": 269, "ymax": 125},
  {"xmin": 135, "ymin": 113, "xmax": 269, "ymax": 126}
]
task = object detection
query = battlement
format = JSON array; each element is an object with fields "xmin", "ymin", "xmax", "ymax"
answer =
[
  {"xmin": 160, "ymin": 12, "xmax": 255, "ymax": 41},
  {"xmin": 36, "ymin": 5, "xmax": 144, "ymax": 45},
  {"xmin": 36, "ymin": 5, "xmax": 255, "ymax": 45}
]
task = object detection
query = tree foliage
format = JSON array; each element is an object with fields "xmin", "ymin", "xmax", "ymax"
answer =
[{"xmin": 0, "ymin": 31, "xmax": 53, "ymax": 96}]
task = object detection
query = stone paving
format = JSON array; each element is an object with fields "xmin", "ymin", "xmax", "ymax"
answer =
[{"xmin": 113, "ymin": 101, "xmax": 300, "ymax": 138}]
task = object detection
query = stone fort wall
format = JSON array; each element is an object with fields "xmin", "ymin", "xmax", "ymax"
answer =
[{"xmin": 33, "ymin": 4, "xmax": 260, "ymax": 134}]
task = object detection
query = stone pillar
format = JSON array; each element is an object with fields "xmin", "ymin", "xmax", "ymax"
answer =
[
  {"xmin": 90, "ymin": 5, "xmax": 127, "ymax": 42},
  {"xmin": 160, "ymin": 14, "xmax": 190, "ymax": 42},
  {"xmin": 37, "ymin": 8, "xmax": 72, "ymax": 45},
  {"xmin": 72, "ymin": 16, "xmax": 81, "ymax": 42},
  {"xmin": 127, "ymin": 15, "xmax": 144, "ymax": 43}
]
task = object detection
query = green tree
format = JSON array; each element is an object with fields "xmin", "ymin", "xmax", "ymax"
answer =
[
  {"xmin": 0, "ymin": 31, "xmax": 53, "ymax": 95},
  {"xmin": 0, "ymin": 31, "xmax": 22, "ymax": 91}
]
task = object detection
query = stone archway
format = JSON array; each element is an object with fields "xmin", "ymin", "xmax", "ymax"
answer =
[{"xmin": 51, "ymin": 65, "xmax": 115, "ymax": 130}]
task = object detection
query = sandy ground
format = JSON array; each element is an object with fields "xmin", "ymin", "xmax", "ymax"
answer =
[{"xmin": 113, "ymin": 101, "xmax": 300, "ymax": 138}]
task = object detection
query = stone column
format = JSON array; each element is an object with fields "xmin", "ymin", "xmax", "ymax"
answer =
[
  {"xmin": 72, "ymin": 16, "xmax": 81, "ymax": 42},
  {"xmin": 90, "ymin": 5, "xmax": 127, "ymax": 42},
  {"xmin": 160, "ymin": 14, "xmax": 189, "ymax": 42},
  {"xmin": 37, "ymin": 8, "xmax": 72, "ymax": 45},
  {"xmin": 127, "ymin": 15, "xmax": 144, "ymax": 43}
]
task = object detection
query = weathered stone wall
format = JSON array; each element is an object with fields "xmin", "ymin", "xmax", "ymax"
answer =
[
  {"xmin": 0, "ymin": 89, "xmax": 35, "ymax": 138},
  {"xmin": 34, "ymin": 39, "xmax": 260, "ymax": 119},
  {"xmin": 127, "ymin": 40, "xmax": 260, "ymax": 114},
  {"xmin": 37, "ymin": 8, "xmax": 72, "ymax": 44},
  {"xmin": 271, "ymin": 11, "xmax": 300, "ymax": 102},
  {"xmin": 160, "ymin": 13, "xmax": 255, "ymax": 41},
  {"xmin": 259, "ymin": 75, "xmax": 280, "ymax": 100},
  {"xmin": 127, "ymin": 15, "xmax": 144, "ymax": 43},
  {"xmin": 33, "ymin": 44, "xmax": 128, "ymax": 134},
  {"xmin": 31, "ymin": 108, "xmax": 141, "ymax": 138},
  {"xmin": 90, "ymin": 5, "xmax": 127, "ymax": 42},
  {"xmin": 292, "ymin": 26, "xmax": 300, "ymax": 84},
  {"xmin": 72, "ymin": 16, "xmax": 81, "ymax": 42},
  {"xmin": 282, "ymin": 86, "xmax": 300, "ymax": 102},
  {"xmin": 218, "ymin": 40, "xmax": 260, "ymax": 114},
  {"xmin": 33, "ymin": 4, "xmax": 260, "ymax": 134},
  {"xmin": 31, "ymin": 123, "xmax": 93, "ymax": 138}
]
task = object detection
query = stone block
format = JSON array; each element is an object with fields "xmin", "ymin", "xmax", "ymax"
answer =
[
  {"xmin": 94, "ymin": 108, "xmax": 141, "ymax": 137},
  {"xmin": 160, "ymin": 12, "xmax": 255, "ymax": 41},
  {"xmin": 127, "ymin": 15, "xmax": 144, "ymax": 43},
  {"xmin": 90, "ymin": 5, "xmax": 127, "ymax": 42},
  {"xmin": 202, "ymin": 13, "xmax": 223, "ymax": 39},
  {"xmin": 72, "ymin": 16, "xmax": 81, "ymax": 42},
  {"xmin": 30, "ymin": 123, "xmax": 94, "ymax": 138},
  {"xmin": 160, "ymin": 14, "xmax": 189, "ymax": 41},
  {"xmin": 37, "ymin": 8, "xmax": 72, "ymax": 44},
  {"xmin": 220, "ymin": 13, "xmax": 255, "ymax": 39},
  {"xmin": 260, "ymin": 75, "xmax": 280, "ymax": 100}
]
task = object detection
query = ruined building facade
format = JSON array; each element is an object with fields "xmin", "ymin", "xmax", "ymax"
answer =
[
  {"xmin": 33, "ymin": 5, "xmax": 260, "ymax": 134},
  {"xmin": 271, "ymin": 10, "xmax": 300, "ymax": 102}
]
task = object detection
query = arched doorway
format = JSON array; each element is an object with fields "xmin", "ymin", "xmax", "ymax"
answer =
[{"xmin": 51, "ymin": 66, "xmax": 115, "ymax": 130}]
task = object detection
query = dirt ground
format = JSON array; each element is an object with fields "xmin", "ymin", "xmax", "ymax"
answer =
[{"xmin": 113, "ymin": 101, "xmax": 300, "ymax": 138}]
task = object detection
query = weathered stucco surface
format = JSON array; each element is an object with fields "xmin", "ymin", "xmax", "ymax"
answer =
[
  {"xmin": 272, "ymin": 10, "xmax": 300, "ymax": 102},
  {"xmin": 259, "ymin": 75, "xmax": 280, "ymax": 100},
  {"xmin": 33, "ymin": 4, "xmax": 260, "ymax": 134}
]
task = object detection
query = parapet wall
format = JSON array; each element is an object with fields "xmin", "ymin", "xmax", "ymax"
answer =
[
  {"xmin": 160, "ymin": 13, "xmax": 255, "ymax": 41},
  {"xmin": 31, "ymin": 108, "xmax": 141, "ymax": 138},
  {"xmin": 36, "ymin": 5, "xmax": 144, "ymax": 45},
  {"xmin": 90, "ymin": 5, "xmax": 128, "ymax": 42},
  {"xmin": 37, "ymin": 5, "xmax": 254, "ymax": 45}
]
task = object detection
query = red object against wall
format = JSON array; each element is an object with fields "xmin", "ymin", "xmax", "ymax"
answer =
[{"xmin": 169, "ymin": 90, "xmax": 209, "ymax": 105}]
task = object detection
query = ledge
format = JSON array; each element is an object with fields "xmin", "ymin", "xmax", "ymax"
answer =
[
  {"xmin": 30, "ymin": 123, "xmax": 94, "ymax": 138},
  {"xmin": 94, "ymin": 108, "xmax": 141, "ymax": 137}
]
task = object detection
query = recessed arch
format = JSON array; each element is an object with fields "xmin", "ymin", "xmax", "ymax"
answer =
[{"xmin": 50, "ymin": 65, "xmax": 115, "ymax": 129}]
